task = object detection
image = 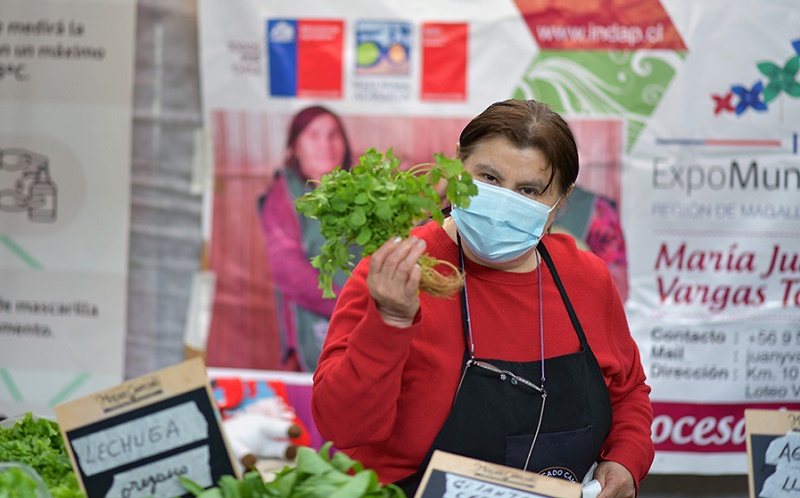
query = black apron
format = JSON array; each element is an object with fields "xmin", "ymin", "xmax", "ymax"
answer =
[{"xmin": 395, "ymin": 241, "xmax": 612, "ymax": 496}]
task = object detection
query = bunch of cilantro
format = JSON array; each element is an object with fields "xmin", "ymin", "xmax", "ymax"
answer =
[
  {"xmin": 295, "ymin": 148, "xmax": 477, "ymax": 299},
  {"xmin": 180, "ymin": 442, "xmax": 405, "ymax": 498},
  {"xmin": 0, "ymin": 413, "xmax": 84, "ymax": 498}
]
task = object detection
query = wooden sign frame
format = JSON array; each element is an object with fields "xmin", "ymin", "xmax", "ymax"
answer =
[
  {"xmin": 745, "ymin": 408, "xmax": 800, "ymax": 498},
  {"xmin": 414, "ymin": 450, "xmax": 582, "ymax": 498},
  {"xmin": 54, "ymin": 358, "xmax": 239, "ymax": 498}
]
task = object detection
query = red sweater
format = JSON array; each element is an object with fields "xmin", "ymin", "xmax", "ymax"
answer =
[{"xmin": 312, "ymin": 222, "xmax": 654, "ymax": 485}]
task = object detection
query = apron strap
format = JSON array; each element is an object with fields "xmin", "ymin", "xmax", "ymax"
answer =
[
  {"xmin": 537, "ymin": 240, "xmax": 614, "ymax": 443},
  {"xmin": 536, "ymin": 241, "xmax": 591, "ymax": 349}
]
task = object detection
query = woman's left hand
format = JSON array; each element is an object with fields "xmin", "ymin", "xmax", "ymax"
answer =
[{"xmin": 594, "ymin": 460, "xmax": 635, "ymax": 498}]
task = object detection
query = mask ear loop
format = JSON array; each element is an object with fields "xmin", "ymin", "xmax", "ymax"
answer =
[
  {"xmin": 453, "ymin": 232, "xmax": 475, "ymax": 407},
  {"xmin": 523, "ymin": 248, "xmax": 547, "ymax": 471},
  {"xmin": 456, "ymin": 232, "xmax": 475, "ymax": 359}
]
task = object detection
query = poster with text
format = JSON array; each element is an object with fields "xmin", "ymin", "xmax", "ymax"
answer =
[
  {"xmin": 198, "ymin": 0, "xmax": 800, "ymax": 474},
  {"xmin": 197, "ymin": 0, "xmax": 538, "ymax": 372},
  {"xmin": 622, "ymin": 0, "xmax": 800, "ymax": 474},
  {"xmin": 0, "ymin": 0, "xmax": 136, "ymax": 417}
]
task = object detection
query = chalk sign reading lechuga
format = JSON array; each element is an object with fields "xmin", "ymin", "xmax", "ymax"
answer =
[
  {"xmin": 414, "ymin": 451, "xmax": 581, "ymax": 498},
  {"xmin": 745, "ymin": 409, "xmax": 800, "ymax": 498},
  {"xmin": 53, "ymin": 358, "xmax": 238, "ymax": 498}
]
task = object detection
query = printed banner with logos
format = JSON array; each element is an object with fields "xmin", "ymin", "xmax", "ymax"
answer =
[
  {"xmin": 197, "ymin": 0, "xmax": 800, "ymax": 474},
  {"xmin": 622, "ymin": 1, "xmax": 800, "ymax": 474},
  {"xmin": 0, "ymin": 0, "xmax": 136, "ymax": 417}
]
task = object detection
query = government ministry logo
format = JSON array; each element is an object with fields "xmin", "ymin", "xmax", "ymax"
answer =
[{"xmin": 266, "ymin": 19, "xmax": 344, "ymax": 99}]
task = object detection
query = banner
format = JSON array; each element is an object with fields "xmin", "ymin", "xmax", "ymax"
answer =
[
  {"xmin": 0, "ymin": 0, "xmax": 136, "ymax": 417},
  {"xmin": 197, "ymin": 0, "xmax": 538, "ymax": 372},
  {"xmin": 197, "ymin": 0, "xmax": 800, "ymax": 474},
  {"xmin": 622, "ymin": 1, "xmax": 800, "ymax": 473}
]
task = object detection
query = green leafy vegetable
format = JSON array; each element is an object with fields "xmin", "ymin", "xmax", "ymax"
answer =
[
  {"xmin": 295, "ymin": 148, "xmax": 477, "ymax": 298},
  {"xmin": 180, "ymin": 442, "xmax": 405, "ymax": 498},
  {"xmin": 0, "ymin": 413, "xmax": 84, "ymax": 498},
  {"xmin": 0, "ymin": 466, "xmax": 41, "ymax": 498}
]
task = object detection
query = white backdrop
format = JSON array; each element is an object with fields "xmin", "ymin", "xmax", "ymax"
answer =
[
  {"xmin": 0, "ymin": 0, "xmax": 136, "ymax": 416},
  {"xmin": 0, "ymin": 0, "xmax": 770, "ymax": 495},
  {"xmin": 196, "ymin": 0, "xmax": 800, "ymax": 477}
]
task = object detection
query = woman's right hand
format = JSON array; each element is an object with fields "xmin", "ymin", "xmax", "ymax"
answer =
[{"xmin": 366, "ymin": 236, "xmax": 427, "ymax": 328}]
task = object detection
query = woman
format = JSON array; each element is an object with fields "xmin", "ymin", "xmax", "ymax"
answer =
[
  {"xmin": 311, "ymin": 99, "xmax": 654, "ymax": 497},
  {"xmin": 258, "ymin": 105, "xmax": 359, "ymax": 372}
]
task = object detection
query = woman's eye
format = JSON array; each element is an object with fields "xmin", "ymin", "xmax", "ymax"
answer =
[
  {"xmin": 482, "ymin": 174, "xmax": 498, "ymax": 183},
  {"xmin": 520, "ymin": 187, "xmax": 538, "ymax": 196}
]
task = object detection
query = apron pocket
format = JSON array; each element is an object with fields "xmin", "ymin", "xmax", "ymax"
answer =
[{"xmin": 506, "ymin": 425, "xmax": 595, "ymax": 483}]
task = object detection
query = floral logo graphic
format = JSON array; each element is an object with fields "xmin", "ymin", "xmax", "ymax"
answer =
[
  {"xmin": 760, "ymin": 55, "xmax": 800, "ymax": 103},
  {"xmin": 731, "ymin": 81, "xmax": 768, "ymax": 114},
  {"xmin": 714, "ymin": 37, "xmax": 800, "ymax": 116},
  {"xmin": 712, "ymin": 92, "xmax": 735, "ymax": 115}
]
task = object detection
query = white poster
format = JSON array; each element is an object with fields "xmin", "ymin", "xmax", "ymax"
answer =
[
  {"xmin": 0, "ymin": 0, "xmax": 136, "ymax": 416},
  {"xmin": 624, "ymin": 0, "xmax": 800, "ymax": 474},
  {"xmin": 198, "ymin": 0, "xmax": 800, "ymax": 475},
  {"xmin": 196, "ymin": 0, "xmax": 538, "ymax": 372}
]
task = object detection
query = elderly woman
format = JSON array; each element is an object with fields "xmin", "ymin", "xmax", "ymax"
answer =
[{"xmin": 312, "ymin": 99, "xmax": 654, "ymax": 498}]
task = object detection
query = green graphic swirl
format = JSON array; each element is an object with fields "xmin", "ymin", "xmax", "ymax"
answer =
[{"xmin": 513, "ymin": 50, "xmax": 685, "ymax": 152}]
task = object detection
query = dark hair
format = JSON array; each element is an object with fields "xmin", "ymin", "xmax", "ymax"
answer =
[
  {"xmin": 458, "ymin": 99, "xmax": 579, "ymax": 196},
  {"xmin": 285, "ymin": 105, "xmax": 352, "ymax": 178}
]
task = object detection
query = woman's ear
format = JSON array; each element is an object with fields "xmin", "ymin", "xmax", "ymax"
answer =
[{"xmin": 558, "ymin": 184, "xmax": 576, "ymax": 209}]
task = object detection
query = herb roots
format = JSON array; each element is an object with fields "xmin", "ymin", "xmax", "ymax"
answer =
[{"xmin": 418, "ymin": 254, "xmax": 464, "ymax": 298}]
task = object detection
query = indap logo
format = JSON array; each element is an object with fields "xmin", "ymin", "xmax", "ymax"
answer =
[{"xmin": 651, "ymin": 402, "xmax": 800, "ymax": 452}]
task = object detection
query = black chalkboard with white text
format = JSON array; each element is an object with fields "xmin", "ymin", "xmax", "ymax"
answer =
[
  {"xmin": 54, "ymin": 358, "xmax": 238, "ymax": 498},
  {"xmin": 745, "ymin": 408, "xmax": 800, "ymax": 498}
]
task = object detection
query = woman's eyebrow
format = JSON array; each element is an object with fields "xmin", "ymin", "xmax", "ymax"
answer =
[
  {"xmin": 473, "ymin": 162, "xmax": 549, "ymax": 189},
  {"xmin": 515, "ymin": 179, "xmax": 548, "ymax": 189},
  {"xmin": 472, "ymin": 162, "xmax": 503, "ymax": 180}
]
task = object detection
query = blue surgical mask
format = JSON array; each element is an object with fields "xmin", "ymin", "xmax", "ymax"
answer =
[{"xmin": 451, "ymin": 181, "xmax": 560, "ymax": 263}]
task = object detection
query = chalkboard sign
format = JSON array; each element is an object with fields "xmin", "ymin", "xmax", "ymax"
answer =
[
  {"xmin": 414, "ymin": 451, "xmax": 581, "ymax": 498},
  {"xmin": 54, "ymin": 358, "xmax": 238, "ymax": 498},
  {"xmin": 745, "ymin": 408, "xmax": 800, "ymax": 498}
]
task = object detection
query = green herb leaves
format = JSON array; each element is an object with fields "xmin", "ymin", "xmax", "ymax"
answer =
[
  {"xmin": 295, "ymin": 148, "xmax": 477, "ymax": 298},
  {"xmin": 180, "ymin": 442, "xmax": 405, "ymax": 498}
]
